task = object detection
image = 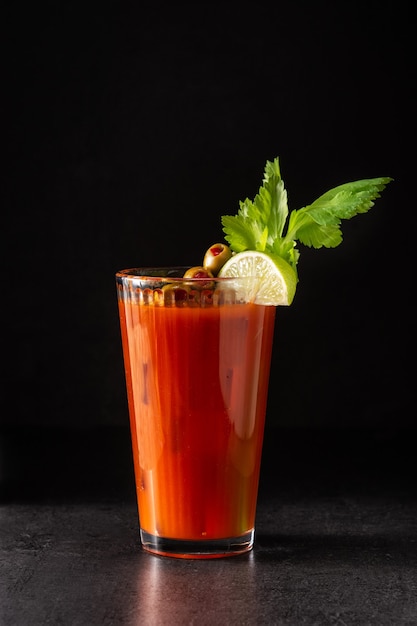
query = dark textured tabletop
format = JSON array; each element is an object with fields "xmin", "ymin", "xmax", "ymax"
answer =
[{"xmin": 1, "ymin": 427, "xmax": 416, "ymax": 625}]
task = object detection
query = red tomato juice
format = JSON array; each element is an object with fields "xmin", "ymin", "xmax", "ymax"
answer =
[{"xmin": 118, "ymin": 295, "xmax": 276, "ymax": 542}]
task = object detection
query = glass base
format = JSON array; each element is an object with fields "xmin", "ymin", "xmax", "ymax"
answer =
[{"xmin": 140, "ymin": 529, "xmax": 254, "ymax": 559}]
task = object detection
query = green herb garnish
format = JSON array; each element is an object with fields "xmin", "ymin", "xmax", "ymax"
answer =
[{"xmin": 221, "ymin": 157, "xmax": 393, "ymax": 277}]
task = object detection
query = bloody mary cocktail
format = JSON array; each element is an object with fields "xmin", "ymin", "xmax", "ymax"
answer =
[
  {"xmin": 116, "ymin": 268, "xmax": 275, "ymax": 558},
  {"xmin": 115, "ymin": 160, "xmax": 392, "ymax": 558}
]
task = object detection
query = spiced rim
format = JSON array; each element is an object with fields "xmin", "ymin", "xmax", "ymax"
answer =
[{"xmin": 115, "ymin": 267, "xmax": 258, "ymax": 282}]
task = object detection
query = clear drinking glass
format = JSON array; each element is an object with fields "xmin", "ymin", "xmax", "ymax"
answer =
[{"xmin": 116, "ymin": 267, "xmax": 276, "ymax": 558}]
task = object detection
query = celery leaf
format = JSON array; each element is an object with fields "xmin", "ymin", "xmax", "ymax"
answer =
[
  {"xmin": 222, "ymin": 158, "xmax": 393, "ymax": 266},
  {"xmin": 286, "ymin": 177, "xmax": 393, "ymax": 249}
]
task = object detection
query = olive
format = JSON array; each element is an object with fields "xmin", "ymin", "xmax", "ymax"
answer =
[
  {"xmin": 183, "ymin": 266, "xmax": 214, "ymax": 290},
  {"xmin": 161, "ymin": 283, "xmax": 189, "ymax": 306},
  {"xmin": 203, "ymin": 243, "xmax": 232, "ymax": 275},
  {"xmin": 183, "ymin": 266, "xmax": 214, "ymax": 279}
]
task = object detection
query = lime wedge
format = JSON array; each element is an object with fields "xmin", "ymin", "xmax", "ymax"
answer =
[{"xmin": 218, "ymin": 250, "xmax": 297, "ymax": 306}]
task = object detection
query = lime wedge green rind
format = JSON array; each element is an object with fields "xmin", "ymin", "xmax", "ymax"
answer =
[{"xmin": 218, "ymin": 250, "xmax": 298, "ymax": 306}]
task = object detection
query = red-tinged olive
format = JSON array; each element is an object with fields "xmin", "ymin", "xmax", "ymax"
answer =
[
  {"xmin": 203, "ymin": 243, "xmax": 232, "ymax": 275},
  {"xmin": 183, "ymin": 266, "xmax": 214, "ymax": 279},
  {"xmin": 161, "ymin": 283, "xmax": 189, "ymax": 306},
  {"xmin": 183, "ymin": 266, "xmax": 214, "ymax": 290}
]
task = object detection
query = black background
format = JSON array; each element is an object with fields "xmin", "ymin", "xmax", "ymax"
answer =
[{"xmin": 3, "ymin": 2, "xmax": 415, "ymax": 442}]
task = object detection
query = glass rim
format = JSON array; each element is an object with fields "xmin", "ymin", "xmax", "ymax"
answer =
[{"xmin": 115, "ymin": 267, "xmax": 257, "ymax": 282}]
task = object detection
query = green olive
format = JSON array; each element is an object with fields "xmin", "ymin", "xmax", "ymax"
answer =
[
  {"xmin": 161, "ymin": 283, "xmax": 189, "ymax": 306},
  {"xmin": 183, "ymin": 266, "xmax": 214, "ymax": 290},
  {"xmin": 203, "ymin": 243, "xmax": 232, "ymax": 275},
  {"xmin": 183, "ymin": 266, "xmax": 214, "ymax": 279}
]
